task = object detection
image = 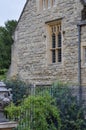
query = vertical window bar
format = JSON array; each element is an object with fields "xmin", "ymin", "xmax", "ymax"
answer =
[
  {"xmin": 52, "ymin": 50, "xmax": 56, "ymax": 63},
  {"xmin": 52, "ymin": 33, "xmax": 56, "ymax": 48},
  {"xmin": 58, "ymin": 32, "xmax": 62, "ymax": 47},
  {"xmin": 58, "ymin": 49, "xmax": 61, "ymax": 62}
]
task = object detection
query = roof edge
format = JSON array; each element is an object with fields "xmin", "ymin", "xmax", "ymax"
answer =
[{"xmin": 13, "ymin": 0, "xmax": 29, "ymax": 33}]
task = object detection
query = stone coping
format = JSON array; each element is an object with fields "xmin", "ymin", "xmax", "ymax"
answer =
[{"xmin": 0, "ymin": 121, "xmax": 18, "ymax": 129}]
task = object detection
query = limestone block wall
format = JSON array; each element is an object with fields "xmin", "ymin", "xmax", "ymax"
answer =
[{"xmin": 9, "ymin": 0, "xmax": 86, "ymax": 86}]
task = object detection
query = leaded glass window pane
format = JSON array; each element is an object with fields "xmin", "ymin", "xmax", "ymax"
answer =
[
  {"xmin": 52, "ymin": 33, "xmax": 56, "ymax": 48},
  {"xmin": 58, "ymin": 32, "xmax": 62, "ymax": 47},
  {"xmin": 58, "ymin": 49, "xmax": 62, "ymax": 62},
  {"xmin": 52, "ymin": 50, "xmax": 56, "ymax": 63},
  {"xmin": 50, "ymin": 22, "xmax": 62, "ymax": 63}
]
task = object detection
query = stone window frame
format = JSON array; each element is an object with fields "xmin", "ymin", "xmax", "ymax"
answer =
[{"xmin": 46, "ymin": 20, "xmax": 63, "ymax": 64}]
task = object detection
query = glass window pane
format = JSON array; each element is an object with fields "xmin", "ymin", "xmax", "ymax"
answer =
[
  {"xmin": 52, "ymin": 33, "xmax": 56, "ymax": 48},
  {"xmin": 58, "ymin": 49, "xmax": 62, "ymax": 62},
  {"xmin": 58, "ymin": 32, "xmax": 62, "ymax": 47},
  {"xmin": 52, "ymin": 50, "xmax": 56, "ymax": 63}
]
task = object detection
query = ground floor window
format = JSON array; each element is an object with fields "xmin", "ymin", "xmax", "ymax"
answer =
[{"xmin": 46, "ymin": 20, "xmax": 62, "ymax": 64}]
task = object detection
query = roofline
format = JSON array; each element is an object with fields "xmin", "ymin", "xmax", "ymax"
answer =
[
  {"xmin": 13, "ymin": 0, "xmax": 29, "ymax": 33},
  {"xmin": 17, "ymin": 0, "xmax": 29, "ymax": 26}
]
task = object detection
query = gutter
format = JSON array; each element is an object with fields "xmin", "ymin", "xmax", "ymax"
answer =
[{"xmin": 77, "ymin": 20, "xmax": 86, "ymax": 105}]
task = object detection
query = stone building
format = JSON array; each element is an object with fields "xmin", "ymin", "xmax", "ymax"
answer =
[{"xmin": 8, "ymin": 0, "xmax": 86, "ymax": 86}]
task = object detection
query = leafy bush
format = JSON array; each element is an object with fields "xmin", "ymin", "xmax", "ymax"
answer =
[
  {"xmin": 5, "ymin": 81, "xmax": 86, "ymax": 130},
  {"xmin": 5, "ymin": 79, "xmax": 29, "ymax": 105},
  {"xmin": 0, "ymin": 69, "xmax": 7, "ymax": 74},
  {"xmin": 52, "ymin": 82, "xmax": 86, "ymax": 130},
  {"xmin": 5, "ymin": 93, "xmax": 61, "ymax": 130}
]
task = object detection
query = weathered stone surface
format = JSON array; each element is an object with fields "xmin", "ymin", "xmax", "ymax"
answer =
[{"xmin": 8, "ymin": 0, "xmax": 86, "ymax": 87}]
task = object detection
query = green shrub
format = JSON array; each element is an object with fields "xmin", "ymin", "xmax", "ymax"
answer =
[
  {"xmin": 52, "ymin": 82, "xmax": 86, "ymax": 130},
  {"xmin": 0, "ymin": 69, "xmax": 7, "ymax": 74},
  {"xmin": 0, "ymin": 69, "xmax": 7, "ymax": 80},
  {"xmin": 5, "ymin": 93, "xmax": 61, "ymax": 130},
  {"xmin": 5, "ymin": 79, "xmax": 30, "ymax": 105}
]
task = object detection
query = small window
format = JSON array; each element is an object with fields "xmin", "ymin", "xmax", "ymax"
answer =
[
  {"xmin": 50, "ymin": 23, "xmax": 62, "ymax": 63},
  {"xmin": 38, "ymin": 0, "xmax": 57, "ymax": 11}
]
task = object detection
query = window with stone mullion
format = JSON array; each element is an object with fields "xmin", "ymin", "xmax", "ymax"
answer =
[
  {"xmin": 52, "ymin": 33, "xmax": 56, "ymax": 63},
  {"xmin": 50, "ymin": 23, "xmax": 62, "ymax": 63}
]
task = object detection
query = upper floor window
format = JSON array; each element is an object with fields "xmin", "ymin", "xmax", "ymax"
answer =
[{"xmin": 38, "ymin": 0, "xmax": 57, "ymax": 11}]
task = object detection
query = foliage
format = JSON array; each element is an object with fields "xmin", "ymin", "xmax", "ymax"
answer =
[
  {"xmin": 5, "ymin": 81, "xmax": 86, "ymax": 130},
  {"xmin": 0, "ymin": 20, "xmax": 17, "ymax": 71},
  {"xmin": 5, "ymin": 103, "xmax": 21, "ymax": 120},
  {"xmin": 5, "ymin": 93, "xmax": 61, "ymax": 130},
  {"xmin": 5, "ymin": 79, "xmax": 29, "ymax": 105},
  {"xmin": 0, "ymin": 68, "xmax": 7, "ymax": 80},
  {"xmin": 52, "ymin": 82, "xmax": 86, "ymax": 130},
  {"xmin": 0, "ymin": 68, "xmax": 7, "ymax": 75}
]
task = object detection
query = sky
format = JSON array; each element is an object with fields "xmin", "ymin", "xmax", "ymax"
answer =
[{"xmin": 0, "ymin": 0, "xmax": 26, "ymax": 26}]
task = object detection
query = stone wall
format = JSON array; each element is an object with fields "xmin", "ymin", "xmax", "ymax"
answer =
[{"xmin": 8, "ymin": 0, "xmax": 86, "ymax": 86}]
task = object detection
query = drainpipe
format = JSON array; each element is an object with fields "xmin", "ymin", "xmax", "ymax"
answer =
[
  {"xmin": 77, "ymin": 25, "xmax": 82, "ymax": 105},
  {"xmin": 77, "ymin": 20, "xmax": 86, "ymax": 105}
]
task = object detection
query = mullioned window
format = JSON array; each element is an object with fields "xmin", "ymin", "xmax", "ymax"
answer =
[{"xmin": 38, "ymin": 0, "xmax": 57, "ymax": 11}]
